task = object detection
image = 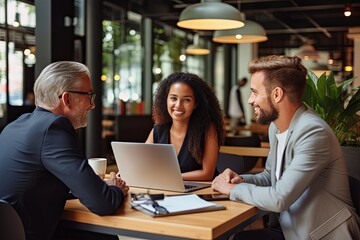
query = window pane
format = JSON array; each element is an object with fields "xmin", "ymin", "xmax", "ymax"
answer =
[
  {"xmin": 8, "ymin": 42, "xmax": 23, "ymax": 106},
  {"xmin": 153, "ymin": 24, "xmax": 206, "ymax": 81},
  {"xmin": 102, "ymin": 11, "xmax": 142, "ymax": 115},
  {"xmin": 0, "ymin": 0, "xmax": 5, "ymax": 24},
  {"xmin": 0, "ymin": 40, "xmax": 6, "ymax": 120},
  {"xmin": 0, "ymin": 40, "xmax": 5, "ymax": 102},
  {"xmin": 7, "ymin": 0, "xmax": 36, "ymax": 28}
]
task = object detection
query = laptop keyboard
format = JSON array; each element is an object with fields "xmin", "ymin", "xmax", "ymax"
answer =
[{"xmin": 184, "ymin": 184, "xmax": 197, "ymax": 190}]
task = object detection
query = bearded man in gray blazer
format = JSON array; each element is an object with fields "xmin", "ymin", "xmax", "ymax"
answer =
[{"xmin": 212, "ymin": 55, "xmax": 360, "ymax": 240}]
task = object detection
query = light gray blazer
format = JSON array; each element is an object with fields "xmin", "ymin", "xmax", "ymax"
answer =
[{"xmin": 230, "ymin": 105, "xmax": 360, "ymax": 240}]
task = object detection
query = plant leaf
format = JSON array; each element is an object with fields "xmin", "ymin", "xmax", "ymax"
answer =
[
  {"xmin": 316, "ymin": 73, "xmax": 328, "ymax": 107},
  {"xmin": 303, "ymin": 70, "xmax": 360, "ymax": 145}
]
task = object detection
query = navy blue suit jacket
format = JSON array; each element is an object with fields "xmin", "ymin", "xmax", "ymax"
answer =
[{"xmin": 0, "ymin": 107, "xmax": 124, "ymax": 240}]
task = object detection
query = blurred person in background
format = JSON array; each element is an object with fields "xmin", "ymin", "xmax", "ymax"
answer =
[{"xmin": 228, "ymin": 77, "xmax": 247, "ymax": 132}]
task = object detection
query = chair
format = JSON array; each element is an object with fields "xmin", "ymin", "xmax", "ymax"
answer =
[
  {"xmin": 107, "ymin": 115, "xmax": 154, "ymax": 166},
  {"xmin": 348, "ymin": 176, "xmax": 360, "ymax": 216},
  {"xmin": 115, "ymin": 115, "xmax": 154, "ymax": 142},
  {"xmin": 219, "ymin": 146, "xmax": 269, "ymax": 175},
  {"xmin": 223, "ymin": 135, "xmax": 262, "ymax": 172},
  {"xmin": 217, "ymin": 152, "xmax": 246, "ymax": 175},
  {"xmin": 0, "ymin": 200, "xmax": 25, "ymax": 240},
  {"xmin": 224, "ymin": 135, "xmax": 261, "ymax": 147}
]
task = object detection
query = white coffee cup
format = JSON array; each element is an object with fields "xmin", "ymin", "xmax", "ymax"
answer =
[{"xmin": 88, "ymin": 158, "xmax": 107, "ymax": 179}]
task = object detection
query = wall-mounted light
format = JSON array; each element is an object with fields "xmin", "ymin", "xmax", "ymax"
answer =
[
  {"xmin": 344, "ymin": 65, "xmax": 353, "ymax": 72},
  {"xmin": 177, "ymin": 0, "xmax": 244, "ymax": 30}
]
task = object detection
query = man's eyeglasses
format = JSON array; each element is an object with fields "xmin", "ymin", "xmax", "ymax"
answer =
[{"xmin": 59, "ymin": 91, "xmax": 96, "ymax": 105}]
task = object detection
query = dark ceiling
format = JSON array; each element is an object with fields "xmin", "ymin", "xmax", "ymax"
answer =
[{"xmin": 109, "ymin": 0, "xmax": 360, "ymax": 56}]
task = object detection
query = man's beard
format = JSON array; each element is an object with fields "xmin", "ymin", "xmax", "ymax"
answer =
[
  {"xmin": 68, "ymin": 108, "xmax": 87, "ymax": 129},
  {"xmin": 256, "ymin": 96, "xmax": 278, "ymax": 124}
]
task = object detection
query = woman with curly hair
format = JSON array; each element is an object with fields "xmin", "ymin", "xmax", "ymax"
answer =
[{"xmin": 146, "ymin": 72, "xmax": 225, "ymax": 181}]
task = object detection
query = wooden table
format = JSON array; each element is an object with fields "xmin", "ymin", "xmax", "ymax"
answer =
[
  {"xmin": 61, "ymin": 187, "xmax": 264, "ymax": 240},
  {"xmin": 220, "ymin": 146, "xmax": 269, "ymax": 158}
]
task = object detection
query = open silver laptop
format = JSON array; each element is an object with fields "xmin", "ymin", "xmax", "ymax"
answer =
[{"xmin": 111, "ymin": 142, "xmax": 210, "ymax": 192}]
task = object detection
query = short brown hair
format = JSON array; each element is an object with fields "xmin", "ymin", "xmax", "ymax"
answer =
[{"xmin": 248, "ymin": 55, "xmax": 307, "ymax": 103}]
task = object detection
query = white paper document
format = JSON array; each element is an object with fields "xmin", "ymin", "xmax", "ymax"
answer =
[{"xmin": 130, "ymin": 194, "xmax": 226, "ymax": 217}]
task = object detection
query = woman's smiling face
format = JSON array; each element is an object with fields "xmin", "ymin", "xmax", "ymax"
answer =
[{"xmin": 167, "ymin": 82, "xmax": 196, "ymax": 123}]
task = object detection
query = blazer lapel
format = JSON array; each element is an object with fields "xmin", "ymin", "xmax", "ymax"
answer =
[
  {"xmin": 278, "ymin": 131, "xmax": 292, "ymax": 178},
  {"xmin": 269, "ymin": 130, "xmax": 278, "ymax": 184},
  {"xmin": 278, "ymin": 105, "xmax": 307, "ymax": 178}
]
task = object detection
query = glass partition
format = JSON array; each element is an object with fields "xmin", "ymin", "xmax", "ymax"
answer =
[
  {"xmin": 0, "ymin": 0, "xmax": 4, "ymax": 24},
  {"xmin": 153, "ymin": 22, "xmax": 207, "ymax": 90},
  {"xmin": 0, "ymin": 39, "xmax": 5, "ymax": 118},
  {"xmin": 102, "ymin": 11, "xmax": 142, "ymax": 115},
  {"xmin": 8, "ymin": 41, "xmax": 23, "ymax": 106},
  {"xmin": 7, "ymin": 0, "xmax": 35, "ymax": 28},
  {"xmin": 1, "ymin": 0, "xmax": 35, "ymax": 109}
]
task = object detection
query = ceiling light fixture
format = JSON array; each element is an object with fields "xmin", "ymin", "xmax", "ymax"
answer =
[
  {"xmin": 177, "ymin": 0, "xmax": 244, "ymax": 30},
  {"xmin": 13, "ymin": 12, "xmax": 20, "ymax": 27},
  {"xmin": 344, "ymin": 5, "xmax": 352, "ymax": 17},
  {"xmin": 212, "ymin": 20, "xmax": 268, "ymax": 44},
  {"xmin": 297, "ymin": 43, "xmax": 320, "ymax": 60},
  {"xmin": 185, "ymin": 34, "xmax": 210, "ymax": 55},
  {"xmin": 185, "ymin": 45, "xmax": 210, "ymax": 55}
]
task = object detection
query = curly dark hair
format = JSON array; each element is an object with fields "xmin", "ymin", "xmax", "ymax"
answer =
[{"xmin": 152, "ymin": 72, "xmax": 225, "ymax": 164}]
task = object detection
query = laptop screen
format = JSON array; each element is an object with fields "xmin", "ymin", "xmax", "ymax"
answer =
[{"xmin": 111, "ymin": 142, "xmax": 209, "ymax": 192}]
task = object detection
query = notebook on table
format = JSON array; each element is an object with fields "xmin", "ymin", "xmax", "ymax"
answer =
[
  {"xmin": 111, "ymin": 142, "xmax": 210, "ymax": 192},
  {"xmin": 130, "ymin": 193, "xmax": 226, "ymax": 217}
]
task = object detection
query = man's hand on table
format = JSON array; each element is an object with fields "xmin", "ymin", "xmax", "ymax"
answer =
[
  {"xmin": 105, "ymin": 172, "xmax": 129, "ymax": 197},
  {"xmin": 212, "ymin": 168, "xmax": 244, "ymax": 195}
]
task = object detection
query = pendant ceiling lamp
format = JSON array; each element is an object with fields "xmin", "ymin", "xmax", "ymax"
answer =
[
  {"xmin": 297, "ymin": 43, "xmax": 320, "ymax": 60},
  {"xmin": 185, "ymin": 45, "xmax": 210, "ymax": 55},
  {"xmin": 185, "ymin": 34, "xmax": 210, "ymax": 55},
  {"xmin": 177, "ymin": 0, "xmax": 244, "ymax": 30},
  {"xmin": 212, "ymin": 20, "xmax": 268, "ymax": 44}
]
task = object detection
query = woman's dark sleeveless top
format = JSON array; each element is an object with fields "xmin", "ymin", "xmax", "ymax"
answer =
[{"xmin": 153, "ymin": 124, "xmax": 202, "ymax": 173}]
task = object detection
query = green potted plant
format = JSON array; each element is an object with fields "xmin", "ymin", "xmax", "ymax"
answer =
[{"xmin": 302, "ymin": 70, "xmax": 360, "ymax": 178}]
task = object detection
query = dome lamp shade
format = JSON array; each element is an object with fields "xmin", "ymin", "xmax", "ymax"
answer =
[
  {"xmin": 213, "ymin": 20, "xmax": 268, "ymax": 44},
  {"xmin": 185, "ymin": 45, "xmax": 210, "ymax": 55},
  {"xmin": 177, "ymin": 0, "xmax": 244, "ymax": 30},
  {"xmin": 185, "ymin": 34, "xmax": 210, "ymax": 55}
]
